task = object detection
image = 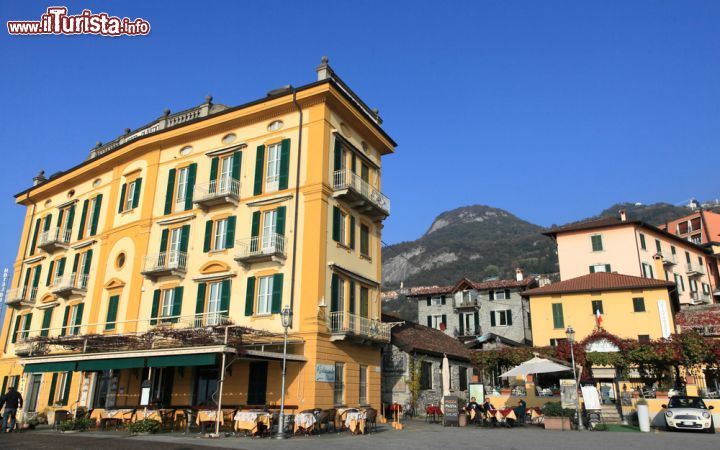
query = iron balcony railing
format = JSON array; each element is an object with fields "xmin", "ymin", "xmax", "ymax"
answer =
[
  {"xmin": 5, "ymin": 286, "xmax": 37, "ymax": 304},
  {"xmin": 38, "ymin": 227, "xmax": 72, "ymax": 247},
  {"xmin": 328, "ymin": 311, "xmax": 390, "ymax": 342},
  {"xmin": 142, "ymin": 251, "xmax": 187, "ymax": 273},
  {"xmin": 332, "ymin": 169, "xmax": 390, "ymax": 214},
  {"xmin": 454, "ymin": 327, "xmax": 480, "ymax": 337},
  {"xmin": 660, "ymin": 253, "xmax": 677, "ymax": 265},
  {"xmin": 690, "ymin": 291, "xmax": 711, "ymax": 303},
  {"xmin": 454, "ymin": 297, "xmax": 477, "ymax": 308},
  {"xmin": 51, "ymin": 273, "xmax": 89, "ymax": 291},
  {"xmin": 686, "ymin": 263, "xmax": 705, "ymax": 276},
  {"xmin": 193, "ymin": 178, "xmax": 240, "ymax": 202},
  {"xmin": 235, "ymin": 233, "xmax": 286, "ymax": 259}
]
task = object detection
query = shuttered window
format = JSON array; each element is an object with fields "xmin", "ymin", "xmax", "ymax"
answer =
[
  {"xmin": 591, "ymin": 300, "xmax": 603, "ymax": 315},
  {"xmin": 639, "ymin": 233, "xmax": 646, "ymax": 250},
  {"xmin": 591, "ymin": 235, "xmax": 603, "ymax": 252},
  {"xmin": 118, "ymin": 178, "xmax": 142, "ymax": 212},
  {"xmin": 105, "ymin": 295, "xmax": 120, "ymax": 330},
  {"xmin": 632, "ymin": 297, "xmax": 645, "ymax": 312},
  {"xmin": 360, "ymin": 223, "xmax": 370, "ymax": 256},
  {"xmin": 552, "ymin": 303, "xmax": 564, "ymax": 329}
]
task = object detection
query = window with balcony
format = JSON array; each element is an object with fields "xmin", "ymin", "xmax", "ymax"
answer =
[
  {"xmin": 491, "ymin": 309, "xmax": 512, "ymax": 327},
  {"xmin": 253, "ymin": 140, "xmax": 290, "ymax": 195},
  {"xmin": 591, "ymin": 234, "xmax": 603, "ymax": 252},
  {"xmin": 334, "ymin": 362, "xmax": 345, "ymax": 405},
  {"xmin": 150, "ymin": 287, "xmax": 184, "ymax": 325},
  {"xmin": 690, "ymin": 279, "xmax": 698, "ymax": 293},
  {"xmin": 245, "ymin": 274, "xmax": 283, "ymax": 316},
  {"xmin": 633, "ymin": 297, "xmax": 646, "ymax": 312},
  {"xmin": 61, "ymin": 303, "xmax": 85, "ymax": 336},
  {"xmin": 359, "ymin": 365, "xmax": 368, "ymax": 405},
  {"xmin": 103, "ymin": 295, "xmax": 120, "ymax": 331},
  {"xmin": 460, "ymin": 311, "xmax": 478, "ymax": 335},
  {"xmin": 46, "ymin": 256, "xmax": 66, "ymax": 288},
  {"xmin": 20, "ymin": 264, "xmax": 42, "ymax": 301},
  {"xmin": 11, "ymin": 313, "xmax": 33, "ymax": 343},
  {"xmin": 118, "ymin": 177, "xmax": 142, "ymax": 213},
  {"xmin": 40, "ymin": 307, "xmax": 54, "ymax": 337},
  {"xmin": 196, "ymin": 280, "xmax": 231, "ymax": 326},
  {"xmin": 360, "ymin": 286, "xmax": 369, "ymax": 318}
]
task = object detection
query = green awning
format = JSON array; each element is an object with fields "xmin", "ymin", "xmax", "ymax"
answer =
[
  {"xmin": 24, "ymin": 361, "xmax": 77, "ymax": 373},
  {"xmin": 147, "ymin": 353, "xmax": 216, "ymax": 368},
  {"xmin": 77, "ymin": 357, "xmax": 146, "ymax": 371}
]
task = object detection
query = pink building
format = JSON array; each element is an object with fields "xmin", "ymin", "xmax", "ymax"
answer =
[{"xmin": 543, "ymin": 211, "xmax": 719, "ymax": 306}]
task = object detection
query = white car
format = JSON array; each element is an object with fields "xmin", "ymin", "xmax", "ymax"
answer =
[{"xmin": 663, "ymin": 396, "xmax": 715, "ymax": 433}]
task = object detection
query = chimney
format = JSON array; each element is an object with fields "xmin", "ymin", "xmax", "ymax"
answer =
[
  {"xmin": 316, "ymin": 56, "xmax": 331, "ymax": 81},
  {"xmin": 619, "ymin": 209, "xmax": 627, "ymax": 222},
  {"xmin": 515, "ymin": 268, "xmax": 524, "ymax": 281},
  {"xmin": 33, "ymin": 170, "xmax": 46, "ymax": 186},
  {"xmin": 652, "ymin": 253, "xmax": 666, "ymax": 281}
]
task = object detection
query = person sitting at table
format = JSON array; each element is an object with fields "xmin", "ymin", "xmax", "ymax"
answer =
[
  {"xmin": 465, "ymin": 397, "xmax": 480, "ymax": 424},
  {"xmin": 481, "ymin": 398, "xmax": 496, "ymax": 426},
  {"xmin": 506, "ymin": 399, "xmax": 526, "ymax": 427}
]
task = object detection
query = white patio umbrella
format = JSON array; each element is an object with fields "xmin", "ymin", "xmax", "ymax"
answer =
[
  {"xmin": 499, "ymin": 356, "xmax": 572, "ymax": 378},
  {"xmin": 442, "ymin": 354, "xmax": 451, "ymax": 397}
]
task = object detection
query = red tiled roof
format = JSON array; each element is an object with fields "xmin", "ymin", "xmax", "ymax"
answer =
[
  {"xmin": 405, "ymin": 285, "xmax": 455, "ymax": 296},
  {"xmin": 458, "ymin": 277, "xmax": 537, "ymax": 291},
  {"xmin": 522, "ymin": 272, "xmax": 674, "ymax": 296},
  {"xmin": 382, "ymin": 314, "xmax": 471, "ymax": 361}
]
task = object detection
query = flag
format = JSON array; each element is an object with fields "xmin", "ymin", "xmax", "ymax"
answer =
[{"xmin": 595, "ymin": 308, "xmax": 603, "ymax": 327}]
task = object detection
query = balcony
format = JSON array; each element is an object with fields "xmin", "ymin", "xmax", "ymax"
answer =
[
  {"xmin": 141, "ymin": 251, "xmax": 187, "ymax": 280},
  {"xmin": 690, "ymin": 292, "xmax": 711, "ymax": 304},
  {"xmin": 37, "ymin": 227, "xmax": 71, "ymax": 252},
  {"xmin": 332, "ymin": 170, "xmax": 390, "ymax": 220},
  {"xmin": 328, "ymin": 311, "xmax": 390, "ymax": 343},
  {"xmin": 454, "ymin": 297, "xmax": 477, "ymax": 309},
  {"xmin": 454, "ymin": 327, "xmax": 481, "ymax": 338},
  {"xmin": 193, "ymin": 178, "xmax": 240, "ymax": 209},
  {"xmin": 686, "ymin": 263, "xmax": 705, "ymax": 277},
  {"xmin": 4, "ymin": 287, "xmax": 36, "ymax": 308},
  {"xmin": 234, "ymin": 234, "xmax": 286, "ymax": 268},
  {"xmin": 661, "ymin": 254, "xmax": 677, "ymax": 265},
  {"xmin": 51, "ymin": 274, "xmax": 88, "ymax": 299}
]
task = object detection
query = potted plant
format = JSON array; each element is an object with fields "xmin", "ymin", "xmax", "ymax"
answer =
[
  {"xmin": 458, "ymin": 397, "xmax": 467, "ymax": 426},
  {"xmin": 541, "ymin": 402, "xmax": 576, "ymax": 431},
  {"xmin": 635, "ymin": 398, "xmax": 650, "ymax": 432},
  {"xmin": 127, "ymin": 419, "xmax": 161, "ymax": 435}
]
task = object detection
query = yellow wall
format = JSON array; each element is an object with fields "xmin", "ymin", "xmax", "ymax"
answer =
[{"xmin": 529, "ymin": 286, "xmax": 675, "ymax": 346}]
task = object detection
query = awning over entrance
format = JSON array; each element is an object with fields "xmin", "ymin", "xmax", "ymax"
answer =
[
  {"xmin": 147, "ymin": 353, "xmax": 216, "ymax": 367},
  {"xmin": 24, "ymin": 361, "xmax": 77, "ymax": 373},
  {"xmin": 77, "ymin": 357, "xmax": 146, "ymax": 371}
]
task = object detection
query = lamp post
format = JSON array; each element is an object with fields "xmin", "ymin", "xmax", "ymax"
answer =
[
  {"xmin": 275, "ymin": 306, "xmax": 293, "ymax": 439},
  {"xmin": 565, "ymin": 326, "xmax": 584, "ymax": 430}
]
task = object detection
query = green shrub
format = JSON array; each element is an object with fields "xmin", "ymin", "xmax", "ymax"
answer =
[
  {"xmin": 57, "ymin": 420, "xmax": 76, "ymax": 432},
  {"xmin": 127, "ymin": 419, "xmax": 161, "ymax": 434},
  {"xmin": 74, "ymin": 417, "xmax": 94, "ymax": 431},
  {"xmin": 593, "ymin": 423, "xmax": 609, "ymax": 431},
  {"xmin": 541, "ymin": 401, "xmax": 576, "ymax": 418}
]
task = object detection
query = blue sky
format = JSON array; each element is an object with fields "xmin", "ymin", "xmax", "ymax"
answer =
[{"xmin": 0, "ymin": 0, "xmax": 718, "ymax": 276}]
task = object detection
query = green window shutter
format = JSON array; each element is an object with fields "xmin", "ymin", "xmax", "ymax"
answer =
[
  {"xmin": 442, "ymin": 314, "xmax": 447, "ymax": 326},
  {"xmin": 220, "ymin": 279, "xmax": 231, "ymax": 315},
  {"xmin": 640, "ymin": 234, "xmax": 646, "ymax": 250},
  {"xmin": 225, "ymin": 216, "xmax": 236, "ymax": 249},
  {"xmin": 30, "ymin": 218, "xmax": 41, "ymax": 255},
  {"xmin": 253, "ymin": 145, "xmax": 265, "ymax": 195},
  {"xmin": 46, "ymin": 260, "xmax": 55, "ymax": 286},
  {"xmin": 48, "ymin": 373, "xmax": 58, "ymax": 405},
  {"xmin": 1, "ymin": 377, "xmax": 7, "ymax": 396},
  {"xmin": 245, "ymin": 277, "xmax": 256, "ymax": 316},
  {"xmin": 61, "ymin": 372, "xmax": 73, "ymax": 405},
  {"xmin": 506, "ymin": 310, "xmax": 513, "ymax": 326},
  {"xmin": 330, "ymin": 274, "xmax": 339, "ymax": 312},
  {"xmin": 279, "ymin": 138, "xmax": 290, "ymax": 190},
  {"xmin": 333, "ymin": 138, "xmax": 343, "ymax": 171},
  {"xmin": 589, "ymin": 265, "xmax": 595, "ymax": 273},
  {"xmin": 118, "ymin": 183, "xmax": 127, "ymax": 213},
  {"xmin": 56, "ymin": 209, "xmax": 65, "ymax": 230},
  {"xmin": 71, "ymin": 254, "xmax": 79, "ymax": 276},
  {"xmin": 231, "ymin": 151, "xmax": 242, "ymax": 180},
  {"xmin": 132, "ymin": 178, "xmax": 142, "ymax": 209},
  {"xmin": 44, "ymin": 214, "xmax": 53, "ymax": 232},
  {"xmin": 160, "ymin": 229, "xmax": 169, "ymax": 254},
  {"xmin": 605, "ymin": 264, "xmax": 611, "ymax": 272},
  {"xmin": 60, "ymin": 306, "xmax": 70, "ymax": 336},
  {"xmin": 23, "ymin": 314, "xmax": 33, "ymax": 332},
  {"xmin": 427, "ymin": 316, "xmax": 432, "ymax": 327},
  {"xmin": 32, "ymin": 266, "xmax": 42, "ymax": 293},
  {"xmin": 83, "ymin": 250, "xmax": 93, "ymax": 275},
  {"xmin": 164, "ymin": 168, "xmax": 176, "ymax": 215},
  {"xmin": 90, "ymin": 194, "xmax": 102, "ymax": 236},
  {"xmin": 271, "ymin": 274, "xmax": 283, "ymax": 314},
  {"xmin": 474, "ymin": 310, "xmax": 479, "ymax": 330},
  {"xmin": 203, "ymin": 220, "xmax": 212, "ymax": 253},
  {"xmin": 275, "ymin": 207, "xmax": 286, "ymax": 236},
  {"xmin": 66, "ymin": 205, "xmax": 75, "ymax": 234},
  {"xmin": 171, "ymin": 287, "xmax": 184, "ymax": 323},
  {"xmin": 426, "ymin": 297, "xmax": 431, "ymax": 306},
  {"xmin": 490, "ymin": 311, "xmax": 496, "ymax": 327},
  {"xmin": 332, "ymin": 206, "xmax": 341, "ymax": 242},
  {"xmin": 180, "ymin": 224, "xmax": 190, "ymax": 253},
  {"xmin": 351, "ymin": 154, "xmax": 357, "ymax": 173},
  {"xmin": 73, "ymin": 303, "xmax": 84, "ymax": 334},
  {"xmin": 185, "ymin": 163, "xmax": 197, "ymax": 210},
  {"xmin": 459, "ymin": 315, "xmax": 464, "ymax": 335},
  {"xmin": 360, "ymin": 287, "xmax": 369, "ymax": 318},
  {"xmin": 77, "ymin": 200, "xmax": 88, "ymax": 240},
  {"xmin": 58, "ymin": 257, "xmax": 66, "ymax": 276},
  {"xmin": 349, "ymin": 281, "xmax": 356, "ymax": 313},
  {"xmin": 251, "ymin": 211, "xmax": 261, "ymax": 238},
  {"xmin": 41, "ymin": 308, "xmax": 53, "ymax": 336},
  {"xmin": 195, "ymin": 283, "xmax": 207, "ymax": 315},
  {"xmin": 552, "ymin": 303, "xmax": 564, "ymax": 329},
  {"xmin": 349, "ymin": 216, "xmax": 356, "ymax": 249},
  {"xmin": 441, "ymin": 295, "xmax": 446, "ymax": 305},
  {"xmin": 10, "ymin": 316, "xmax": 21, "ymax": 343},
  {"xmin": 489, "ymin": 291, "xmax": 495, "ymax": 300},
  {"xmin": 150, "ymin": 289, "xmax": 161, "ymax": 325},
  {"xmin": 210, "ymin": 157, "xmax": 219, "ymax": 182},
  {"xmin": 105, "ymin": 295, "xmax": 119, "ymax": 330}
]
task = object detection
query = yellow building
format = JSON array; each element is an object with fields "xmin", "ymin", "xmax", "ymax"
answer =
[
  {"xmin": 524, "ymin": 272, "xmax": 678, "ymax": 347},
  {"xmin": 0, "ymin": 58, "xmax": 395, "ymax": 420}
]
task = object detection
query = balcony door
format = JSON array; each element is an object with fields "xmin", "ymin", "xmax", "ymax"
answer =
[
  {"xmin": 218, "ymin": 155, "xmax": 233, "ymax": 192},
  {"xmin": 207, "ymin": 281, "xmax": 222, "ymax": 325},
  {"xmin": 262, "ymin": 210, "xmax": 277, "ymax": 252},
  {"xmin": 24, "ymin": 374, "xmax": 43, "ymax": 413},
  {"xmin": 168, "ymin": 228, "xmax": 182, "ymax": 266}
]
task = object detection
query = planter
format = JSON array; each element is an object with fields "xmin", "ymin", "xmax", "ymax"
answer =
[
  {"xmin": 655, "ymin": 391, "xmax": 669, "ymax": 399},
  {"xmin": 544, "ymin": 416, "xmax": 572, "ymax": 431},
  {"xmin": 636, "ymin": 404, "xmax": 650, "ymax": 432},
  {"xmin": 500, "ymin": 388, "xmax": 512, "ymax": 395},
  {"xmin": 458, "ymin": 414, "xmax": 467, "ymax": 427}
]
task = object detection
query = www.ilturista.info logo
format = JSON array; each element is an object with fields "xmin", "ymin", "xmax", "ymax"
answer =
[{"xmin": 7, "ymin": 6, "xmax": 151, "ymax": 36}]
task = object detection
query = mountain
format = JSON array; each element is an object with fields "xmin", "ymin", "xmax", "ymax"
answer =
[{"xmin": 381, "ymin": 202, "xmax": 712, "ymax": 289}]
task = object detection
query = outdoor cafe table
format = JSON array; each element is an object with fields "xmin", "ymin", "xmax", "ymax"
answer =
[
  {"xmin": 294, "ymin": 412, "xmax": 317, "ymax": 434},
  {"xmin": 335, "ymin": 408, "xmax": 356, "ymax": 429},
  {"xmin": 425, "ymin": 405, "xmax": 442, "ymax": 423},
  {"xmin": 492, "ymin": 408, "xmax": 517, "ymax": 424},
  {"xmin": 196, "ymin": 409, "xmax": 224, "ymax": 426},
  {"xmin": 91, "ymin": 409, "xmax": 135, "ymax": 428},
  {"xmin": 345, "ymin": 411, "xmax": 366, "ymax": 435},
  {"xmin": 529, "ymin": 407, "xmax": 544, "ymax": 424},
  {"xmin": 234, "ymin": 411, "xmax": 271, "ymax": 435},
  {"xmin": 134, "ymin": 409, "xmax": 162, "ymax": 422}
]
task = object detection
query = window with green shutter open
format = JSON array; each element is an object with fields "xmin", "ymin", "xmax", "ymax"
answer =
[
  {"xmin": 552, "ymin": 303, "xmax": 564, "ymax": 329},
  {"xmin": 118, "ymin": 178, "xmax": 142, "ymax": 213}
]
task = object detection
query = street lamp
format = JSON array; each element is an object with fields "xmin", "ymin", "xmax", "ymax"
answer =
[
  {"xmin": 565, "ymin": 326, "xmax": 585, "ymax": 430},
  {"xmin": 275, "ymin": 306, "xmax": 293, "ymax": 439}
]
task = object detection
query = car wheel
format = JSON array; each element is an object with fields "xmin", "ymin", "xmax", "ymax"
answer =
[{"xmin": 665, "ymin": 424, "xmax": 674, "ymax": 432}]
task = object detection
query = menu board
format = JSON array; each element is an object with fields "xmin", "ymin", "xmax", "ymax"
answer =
[{"xmin": 443, "ymin": 396, "xmax": 459, "ymax": 426}]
